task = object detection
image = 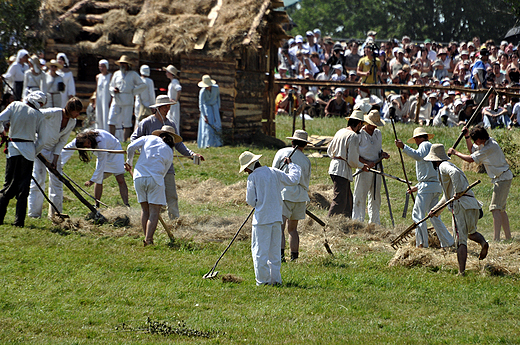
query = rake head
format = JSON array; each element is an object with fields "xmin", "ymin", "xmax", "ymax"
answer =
[{"xmin": 203, "ymin": 270, "xmax": 219, "ymax": 279}]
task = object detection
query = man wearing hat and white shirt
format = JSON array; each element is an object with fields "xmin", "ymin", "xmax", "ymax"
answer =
[
  {"xmin": 131, "ymin": 95, "xmax": 204, "ymax": 220},
  {"xmin": 352, "ymin": 110, "xmax": 389, "ymax": 224},
  {"xmin": 425, "ymin": 144, "xmax": 488, "ymax": 275},
  {"xmin": 327, "ymin": 109, "xmax": 370, "ymax": 218},
  {"xmin": 135, "ymin": 65, "xmax": 156, "ymax": 123},
  {"xmin": 23, "ymin": 55, "xmax": 47, "ymax": 101},
  {"xmin": 272, "ymin": 130, "xmax": 312, "ymax": 262},
  {"xmin": 126, "ymin": 125, "xmax": 182, "ymax": 246},
  {"xmin": 163, "ymin": 65, "xmax": 182, "ymax": 131},
  {"xmin": 0, "ymin": 91, "xmax": 47, "ymax": 226},
  {"xmin": 240, "ymin": 150, "xmax": 301, "ymax": 285},
  {"xmin": 395, "ymin": 128, "xmax": 454, "ymax": 248},
  {"xmin": 108, "ymin": 55, "xmax": 147, "ymax": 141},
  {"xmin": 44, "ymin": 59, "xmax": 64, "ymax": 109},
  {"xmin": 448, "ymin": 125, "xmax": 512, "ymax": 242},
  {"xmin": 95, "ymin": 59, "xmax": 112, "ymax": 130}
]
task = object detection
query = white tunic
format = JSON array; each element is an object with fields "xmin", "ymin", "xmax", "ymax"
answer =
[
  {"xmin": 246, "ymin": 164, "xmax": 301, "ymax": 225},
  {"xmin": 327, "ymin": 128, "xmax": 364, "ymax": 180},
  {"xmin": 35, "ymin": 108, "xmax": 76, "ymax": 154},
  {"xmin": 96, "ymin": 72, "xmax": 112, "ymax": 130},
  {"xmin": 435, "ymin": 161, "xmax": 480, "ymax": 211},
  {"xmin": 45, "ymin": 73, "xmax": 64, "ymax": 108},
  {"xmin": 403, "ymin": 141, "xmax": 442, "ymax": 194},
  {"xmin": 167, "ymin": 78, "xmax": 182, "ymax": 128},
  {"xmin": 272, "ymin": 147, "xmax": 311, "ymax": 203},
  {"xmin": 126, "ymin": 135, "xmax": 173, "ymax": 186},
  {"xmin": 0, "ymin": 101, "xmax": 44, "ymax": 161},
  {"xmin": 61, "ymin": 130, "xmax": 124, "ymax": 184},
  {"xmin": 471, "ymin": 138, "xmax": 512, "ymax": 182},
  {"xmin": 23, "ymin": 70, "xmax": 47, "ymax": 100},
  {"xmin": 57, "ymin": 70, "xmax": 75, "ymax": 108},
  {"xmin": 110, "ymin": 70, "xmax": 146, "ymax": 106},
  {"xmin": 134, "ymin": 76, "xmax": 155, "ymax": 115}
]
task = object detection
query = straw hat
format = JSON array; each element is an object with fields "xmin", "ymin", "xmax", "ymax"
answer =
[
  {"xmin": 423, "ymin": 143, "xmax": 450, "ymax": 162},
  {"xmin": 45, "ymin": 59, "xmax": 63, "ymax": 69},
  {"xmin": 407, "ymin": 127, "xmax": 435, "ymax": 144},
  {"xmin": 162, "ymin": 64, "xmax": 178, "ymax": 77},
  {"xmin": 239, "ymin": 151, "xmax": 262, "ymax": 173},
  {"xmin": 364, "ymin": 110, "xmax": 384, "ymax": 127},
  {"xmin": 286, "ymin": 129, "xmax": 311, "ymax": 143},
  {"xmin": 29, "ymin": 55, "xmax": 42, "ymax": 73},
  {"xmin": 345, "ymin": 109, "xmax": 365, "ymax": 121},
  {"xmin": 198, "ymin": 75, "xmax": 216, "ymax": 88},
  {"xmin": 150, "ymin": 95, "xmax": 176, "ymax": 109},
  {"xmin": 115, "ymin": 55, "xmax": 133, "ymax": 66},
  {"xmin": 90, "ymin": 91, "xmax": 96, "ymax": 100},
  {"xmin": 151, "ymin": 125, "xmax": 182, "ymax": 143}
]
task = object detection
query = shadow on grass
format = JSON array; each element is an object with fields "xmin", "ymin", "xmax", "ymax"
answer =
[{"xmin": 318, "ymin": 256, "xmax": 349, "ymax": 269}]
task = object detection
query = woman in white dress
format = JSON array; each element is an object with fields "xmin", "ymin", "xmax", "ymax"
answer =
[
  {"xmin": 163, "ymin": 65, "xmax": 182, "ymax": 131},
  {"xmin": 57, "ymin": 53, "xmax": 76, "ymax": 108},
  {"xmin": 95, "ymin": 59, "xmax": 112, "ymax": 130}
]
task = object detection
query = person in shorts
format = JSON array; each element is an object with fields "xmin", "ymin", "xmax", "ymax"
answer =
[
  {"xmin": 448, "ymin": 125, "xmax": 513, "ymax": 241},
  {"xmin": 272, "ymin": 130, "xmax": 311, "ymax": 261},
  {"xmin": 125, "ymin": 125, "xmax": 181, "ymax": 246}
]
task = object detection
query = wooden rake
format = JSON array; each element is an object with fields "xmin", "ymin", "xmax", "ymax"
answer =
[{"xmin": 390, "ymin": 180, "xmax": 481, "ymax": 249}]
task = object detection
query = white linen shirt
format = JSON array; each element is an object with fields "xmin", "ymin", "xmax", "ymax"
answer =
[
  {"xmin": 135, "ymin": 76, "xmax": 155, "ymax": 109},
  {"xmin": 35, "ymin": 108, "xmax": 76, "ymax": 155},
  {"xmin": 403, "ymin": 141, "xmax": 442, "ymax": 194},
  {"xmin": 471, "ymin": 138, "xmax": 512, "ymax": 182},
  {"xmin": 435, "ymin": 161, "xmax": 480, "ymax": 211},
  {"xmin": 358, "ymin": 127, "xmax": 382, "ymax": 161},
  {"xmin": 110, "ymin": 70, "xmax": 147, "ymax": 106},
  {"xmin": 126, "ymin": 136, "xmax": 173, "ymax": 186},
  {"xmin": 61, "ymin": 130, "xmax": 123, "ymax": 184},
  {"xmin": 327, "ymin": 128, "xmax": 364, "ymax": 180},
  {"xmin": 272, "ymin": 147, "xmax": 311, "ymax": 203},
  {"xmin": 246, "ymin": 164, "xmax": 301, "ymax": 225},
  {"xmin": 0, "ymin": 101, "xmax": 44, "ymax": 161}
]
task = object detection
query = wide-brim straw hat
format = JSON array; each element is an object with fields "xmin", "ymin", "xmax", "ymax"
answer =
[
  {"xmin": 152, "ymin": 125, "xmax": 182, "ymax": 143},
  {"xmin": 150, "ymin": 95, "xmax": 176, "ymax": 109},
  {"xmin": 45, "ymin": 59, "xmax": 63, "ymax": 69},
  {"xmin": 423, "ymin": 143, "xmax": 450, "ymax": 162},
  {"xmin": 115, "ymin": 55, "xmax": 133, "ymax": 66},
  {"xmin": 345, "ymin": 109, "xmax": 365, "ymax": 122},
  {"xmin": 198, "ymin": 74, "xmax": 216, "ymax": 88},
  {"xmin": 364, "ymin": 110, "xmax": 384, "ymax": 127},
  {"xmin": 162, "ymin": 64, "xmax": 178, "ymax": 77},
  {"xmin": 239, "ymin": 151, "xmax": 262, "ymax": 173},
  {"xmin": 29, "ymin": 55, "xmax": 42, "ymax": 73},
  {"xmin": 286, "ymin": 129, "xmax": 311, "ymax": 143},
  {"xmin": 407, "ymin": 127, "xmax": 435, "ymax": 144}
]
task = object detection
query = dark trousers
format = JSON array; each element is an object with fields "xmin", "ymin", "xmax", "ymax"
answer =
[
  {"xmin": 328, "ymin": 174, "xmax": 353, "ymax": 218},
  {"xmin": 0, "ymin": 155, "xmax": 34, "ymax": 226}
]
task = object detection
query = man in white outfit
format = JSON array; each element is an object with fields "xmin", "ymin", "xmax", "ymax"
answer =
[
  {"xmin": 163, "ymin": 65, "xmax": 182, "ymax": 131},
  {"xmin": 425, "ymin": 144, "xmax": 488, "ymax": 275},
  {"xmin": 95, "ymin": 59, "xmax": 112, "ymax": 130},
  {"xmin": 272, "ymin": 130, "xmax": 311, "ymax": 262},
  {"xmin": 108, "ymin": 55, "xmax": 147, "ymax": 141},
  {"xmin": 125, "ymin": 125, "xmax": 181, "ymax": 246},
  {"xmin": 395, "ymin": 127, "xmax": 455, "ymax": 248},
  {"xmin": 240, "ymin": 151, "xmax": 301, "ymax": 286},
  {"xmin": 353, "ymin": 110, "xmax": 390, "ymax": 225},
  {"xmin": 134, "ymin": 65, "xmax": 155, "ymax": 124},
  {"xmin": 28, "ymin": 97, "xmax": 82, "ymax": 218}
]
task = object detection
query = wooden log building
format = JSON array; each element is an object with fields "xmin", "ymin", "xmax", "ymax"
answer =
[{"xmin": 40, "ymin": 0, "xmax": 289, "ymax": 142}]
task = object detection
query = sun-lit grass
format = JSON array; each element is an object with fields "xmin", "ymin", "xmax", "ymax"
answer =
[{"xmin": 0, "ymin": 119, "xmax": 520, "ymax": 344}]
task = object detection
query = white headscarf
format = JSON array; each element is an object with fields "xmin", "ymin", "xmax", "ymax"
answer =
[
  {"xmin": 15, "ymin": 49, "xmax": 29, "ymax": 64},
  {"xmin": 140, "ymin": 65, "xmax": 150, "ymax": 77},
  {"xmin": 99, "ymin": 59, "xmax": 109, "ymax": 69},
  {"xmin": 57, "ymin": 53, "xmax": 69, "ymax": 67},
  {"xmin": 25, "ymin": 90, "xmax": 47, "ymax": 110}
]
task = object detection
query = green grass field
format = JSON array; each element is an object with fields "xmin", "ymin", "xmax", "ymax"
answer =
[{"xmin": 0, "ymin": 117, "xmax": 519, "ymax": 344}]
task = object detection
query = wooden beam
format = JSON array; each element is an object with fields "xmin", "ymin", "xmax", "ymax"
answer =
[
  {"xmin": 194, "ymin": 0, "xmax": 223, "ymax": 50},
  {"xmin": 243, "ymin": 0, "xmax": 271, "ymax": 45}
]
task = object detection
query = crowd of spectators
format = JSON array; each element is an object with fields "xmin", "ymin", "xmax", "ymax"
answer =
[{"xmin": 276, "ymin": 29, "xmax": 520, "ymax": 129}]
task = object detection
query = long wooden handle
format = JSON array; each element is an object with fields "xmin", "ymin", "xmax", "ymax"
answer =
[
  {"xmin": 64, "ymin": 147, "xmax": 126, "ymax": 154},
  {"xmin": 449, "ymin": 87, "xmax": 494, "ymax": 156},
  {"xmin": 368, "ymin": 168, "xmax": 411, "ymax": 185},
  {"xmin": 390, "ymin": 117, "xmax": 415, "ymax": 202}
]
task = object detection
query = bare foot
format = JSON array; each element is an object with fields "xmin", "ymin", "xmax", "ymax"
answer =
[{"xmin": 479, "ymin": 242, "xmax": 489, "ymax": 260}]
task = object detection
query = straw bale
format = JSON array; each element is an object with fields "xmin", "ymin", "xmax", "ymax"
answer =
[
  {"xmin": 176, "ymin": 178, "xmax": 247, "ymax": 206},
  {"xmin": 97, "ymin": 9, "xmax": 136, "ymax": 46},
  {"xmin": 54, "ymin": 17, "xmax": 83, "ymax": 44}
]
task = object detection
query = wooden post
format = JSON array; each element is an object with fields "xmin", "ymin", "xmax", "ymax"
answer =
[
  {"xmin": 414, "ymin": 89, "xmax": 424, "ymax": 123},
  {"xmin": 267, "ymin": 29, "xmax": 276, "ymax": 136}
]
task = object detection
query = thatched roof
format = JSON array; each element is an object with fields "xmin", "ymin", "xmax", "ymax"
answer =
[{"xmin": 40, "ymin": 0, "xmax": 290, "ymax": 57}]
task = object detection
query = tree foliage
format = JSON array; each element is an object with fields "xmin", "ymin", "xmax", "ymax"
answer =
[
  {"xmin": 288, "ymin": 0, "xmax": 519, "ymax": 44},
  {"xmin": 0, "ymin": 0, "xmax": 42, "ymax": 71}
]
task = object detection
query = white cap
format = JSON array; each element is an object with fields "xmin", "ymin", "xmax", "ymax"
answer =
[{"xmin": 140, "ymin": 65, "xmax": 150, "ymax": 76}]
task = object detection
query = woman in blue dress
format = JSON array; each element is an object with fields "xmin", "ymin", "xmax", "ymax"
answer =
[{"xmin": 197, "ymin": 75, "xmax": 222, "ymax": 148}]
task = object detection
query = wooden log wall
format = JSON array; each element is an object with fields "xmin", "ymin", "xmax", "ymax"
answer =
[{"xmin": 179, "ymin": 53, "xmax": 237, "ymax": 142}]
